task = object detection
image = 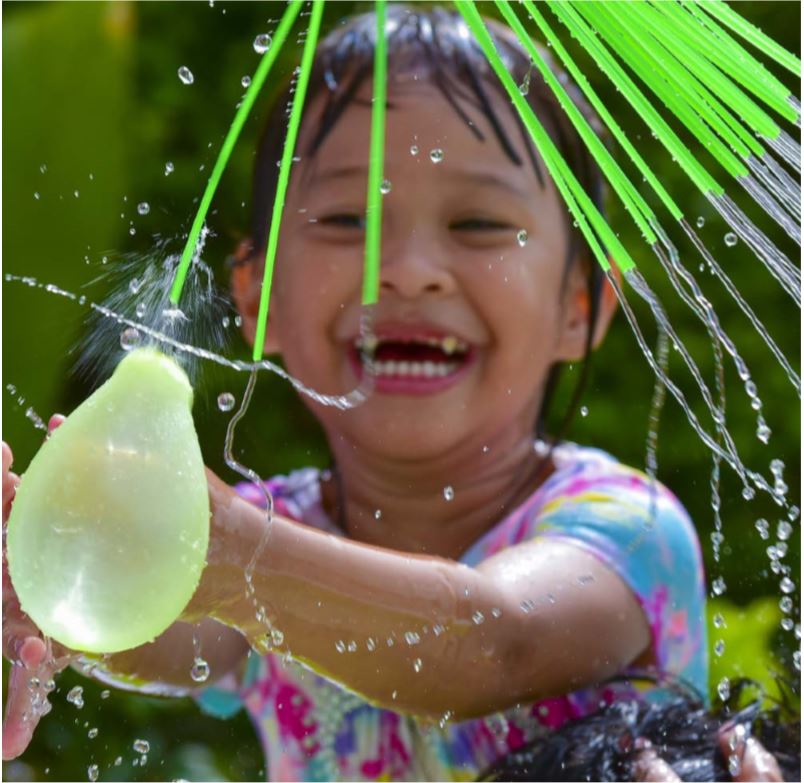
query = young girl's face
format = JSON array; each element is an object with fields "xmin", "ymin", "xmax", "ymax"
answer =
[{"xmin": 236, "ymin": 77, "xmax": 604, "ymax": 463}]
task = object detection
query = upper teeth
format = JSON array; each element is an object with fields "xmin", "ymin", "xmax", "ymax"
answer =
[{"xmin": 355, "ymin": 335, "xmax": 469, "ymax": 355}]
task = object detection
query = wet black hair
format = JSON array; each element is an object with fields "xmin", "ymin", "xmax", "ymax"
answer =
[
  {"xmin": 480, "ymin": 677, "xmax": 801, "ymax": 782},
  {"xmin": 249, "ymin": 5, "xmax": 607, "ymax": 450}
]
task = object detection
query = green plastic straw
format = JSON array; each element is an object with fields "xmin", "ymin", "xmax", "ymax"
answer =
[
  {"xmin": 638, "ymin": 3, "xmax": 777, "ymax": 157},
  {"xmin": 455, "ymin": 1, "xmax": 636, "ymax": 275},
  {"xmin": 698, "ymin": 0, "xmax": 801, "ymax": 76},
  {"xmin": 495, "ymin": 0, "xmax": 656, "ymax": 245},
  {"xmin": 169, "ymin": 0, "xmax": 303, "ymax": 306},
  {"xmin": 362, "ymin": 0, "xmax": 387, "ymax": 306},
  {"xmin": 548, "ymin": 1, "xmax": 723, "ymax": 198},
  {"xmin": 580, "ymin": 3, "xmax": 748, "ymax": 179},
  {"xmin": 681, "ymin": 2, "xmax": 799, "ymax": 125},
  {"xmin": 521, "ymin": 0, "xmax": 682, "ymax": 223},
  {"xmin": 252, "ymin": 0, "xmax": 325, "ymax": 362}
]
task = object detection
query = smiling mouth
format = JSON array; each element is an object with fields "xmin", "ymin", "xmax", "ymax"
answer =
[{"xmin": 348, "ymin": 334, "xmax": 476, "ymax": 390}]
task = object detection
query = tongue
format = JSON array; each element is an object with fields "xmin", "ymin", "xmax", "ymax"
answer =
[{"xmin": 375, "ymin": 342, "xmax": 454, "ymax": 363}]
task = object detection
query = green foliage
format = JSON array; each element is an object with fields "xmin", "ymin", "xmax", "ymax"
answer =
[{"xmin": 2, "ymin": 1, "xmax": 799, "ymax": 780}]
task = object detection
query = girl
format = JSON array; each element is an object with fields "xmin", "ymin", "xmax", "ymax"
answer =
[{"xmin": 4, "ymin": 7, "xmax": 708, "ymax": 780}]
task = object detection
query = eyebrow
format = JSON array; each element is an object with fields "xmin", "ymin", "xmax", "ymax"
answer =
[{"xmin": 309, "ymin": 165, "xmax": 531, "ymax": 199}]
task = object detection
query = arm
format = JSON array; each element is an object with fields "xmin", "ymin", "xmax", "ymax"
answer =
[{"xmin": 186, "ymin": 471, "xmax": 651, "ymax": 720}]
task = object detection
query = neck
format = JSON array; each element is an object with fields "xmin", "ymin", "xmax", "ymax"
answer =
[{"xmin": 320, "ymin": 424, "xmax": 555, "ymax": 560}]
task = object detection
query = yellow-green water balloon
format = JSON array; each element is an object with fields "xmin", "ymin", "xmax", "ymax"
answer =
[{"xmin": 7, "ymin": 348, "xmax": 209, "ymax": 653}]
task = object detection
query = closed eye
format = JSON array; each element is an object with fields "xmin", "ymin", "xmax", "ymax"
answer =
[
  {"xmin": 450, "ymin": 218, "xmax": 513, "ymax": 232},
  {"xmin": 318, "ymin": 213, "xmax": 365, "ymax": 229}
]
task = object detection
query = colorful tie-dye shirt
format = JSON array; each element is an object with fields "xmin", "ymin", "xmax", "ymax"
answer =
[{"xmin": 197, "ymin": 442, "xmax": 707, "ymax": 781}]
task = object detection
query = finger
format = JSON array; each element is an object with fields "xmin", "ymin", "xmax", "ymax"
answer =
[
  {"xmin": 634, "ymin": 747, "xmax": 682, "ymax": 782},
  {"xmin": 719, "ymin": 728, "xmax": 784, "ymax": 782},
  {"xmin": 3, "ymin": 473, "xmax": 20, "ymax": 523},
  {"xmin": 47, "ymin": 415, "xmax": 65, "ymax": 434},
  {"xmin": 2, "ymin": 662, "xmax": 39, "ymax": 760},
  {"xmin": 2, "ymin": 443, "xmax": 12, "ymax": 476}
]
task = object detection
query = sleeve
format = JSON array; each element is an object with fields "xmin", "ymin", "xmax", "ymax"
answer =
[
  {"xmin": 531, "ymin": 459, "xmax": 708, "ymax": 696},
  {"xmin": 194, "ymin": 650, "xmax": 263, "ymax": 719}
]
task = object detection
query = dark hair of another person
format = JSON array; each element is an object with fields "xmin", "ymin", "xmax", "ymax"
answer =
[
  {"xmin": 479, "ymin": 677, "xmax": 801, "ymax": 782},
  {"xmin": 248, "ymin": 5, "xmax": 608, "ymax": 452}
]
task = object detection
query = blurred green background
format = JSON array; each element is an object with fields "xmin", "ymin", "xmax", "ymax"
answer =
[{"xmin": 3, "ymin": 1, "xmax": 800, "ymax": 780}]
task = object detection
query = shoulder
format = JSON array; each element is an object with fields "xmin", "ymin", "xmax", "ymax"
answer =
[{"xmin": 233, "ymin": 467, "xmax": 339, "ymax": 533}]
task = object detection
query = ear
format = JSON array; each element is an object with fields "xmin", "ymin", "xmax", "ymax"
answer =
[
  {"xmin": 229, "ymin": 238, "xmax": 282, "ymax": 356},
  {"xmin": 553, "ymin": 259, "xmax": 620, "ymax": 363}
]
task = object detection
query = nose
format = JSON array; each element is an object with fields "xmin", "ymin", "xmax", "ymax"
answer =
[{"xmin": 379, "ymin": 232, "xmax": 457, "ymax": 300}]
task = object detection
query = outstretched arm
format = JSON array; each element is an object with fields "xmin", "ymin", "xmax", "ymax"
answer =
[{"xmin": 188, "ymin": 471, "xmax": 651, "ymax": 720}]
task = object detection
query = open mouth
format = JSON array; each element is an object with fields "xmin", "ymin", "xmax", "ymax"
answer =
[{"xmin": 348, "ymin": 333, "xmax": 476, "ymax": 393}]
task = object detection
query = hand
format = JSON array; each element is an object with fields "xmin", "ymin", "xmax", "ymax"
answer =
[
  {"xmin": 633, "ymin": 725, "xmax": 784, "ymax": 782},
  {"xmin": 2, "ymin": 417, "xmax": 79, "ymax": 761}
]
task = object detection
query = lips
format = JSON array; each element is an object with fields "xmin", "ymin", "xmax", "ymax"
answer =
[{"xmin": 346, "ymin": 323, "xmax": 478, "ymax": 395}]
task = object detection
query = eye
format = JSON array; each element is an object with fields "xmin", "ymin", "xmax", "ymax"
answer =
[
  {"xmin": 318, "ymin": 213, "xmax": 365, "ymax": 229},
  {"xmin": 450, "ymin": 218, "xmax": 513, "ymax": 232}
]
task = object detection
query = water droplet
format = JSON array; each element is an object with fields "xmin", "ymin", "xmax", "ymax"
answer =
[
  {"xmin": 410, "ymin": 145, "xmax": 419, "ymax": 156},
  {"xmin": 347, "ymin": 640, "xmax": 357, "ymax": 652},
  {"xmin": 241, "ymin": 75, "xmax": 252, "ymax": 88},
  {"xmin": 728, "ymin": 753, "xmax": 741, "ymax": 777},
  {"xmin": 516, "ymin": 229, "xmax": 528, "ymax": 247},
  {"xmin": 335, "ymin": 640, "xmax": 346, "ymax": 653},
  {"xmin": 755, "ymin": 519, "xmax": 770, "ymax": 539},
  {"xmin": 714, "ymin": 639, "xmax": 725, "ymax": 656},
  {"xmin": 717, "ymin": 677, "xmax": 730, "ymax": 701},
  {"xmin": 136, "ymin": 302, "xmax": 147, "ymax": 319},
  {"xmin": 757, "ymin": 422, "xmax": 771, "ymax": 444},
  {"xmin": 366, "ymin": 637, "xmax": 376, "ymax": 651},
  {"xmin": 178, "ymin": 66, "xmax": 194, "ymax": 85},
  {"xmin": 443, "ymin": 485, "xmax": 454, "ymax": 501},
  {"xmin": 88, "ymin": 727, "xmax": 98, "ymax": 739},
  {"xmin": 133, "ymin": 739, "xmax": 150, "ymax": 754},
  {"xmin": 788, "ymin": 506, "xmax": 800, "ymax": 521},
  {"xmin": 74, "ymin": 190, "xmax": 80, "ymax": 198},
  {"xmin": 164, "ymin": 161, "xmax": 175, "ymax": 176},
  {"xmin": 253, "ymin": 33, "xmax": 272, "ymax": 54},
  {"xmin": 217, "ymin": 392, "xmax": 236, "ymax": 412},
  {"xmin": 129, "ymin": 277, "xmax": 144, "ymax": 295},
  {"xmin": 429, "ymin": 148, "xmax": 444, "ymax": 164},
  {"xmin": 88, "ymin": 764, "xmax": 99, "ymax": 782},
  {"xmin": 741, "ymin": 485, "xmax": 755, "ymax": 500},
  {"xmin": 380, "ymin": 179, "xmax": 392, "ymax": 195},
  {"xmin": 270, "ymin": 628, "xmax": 284, "ymax": 647},
  {"xmin": 780, "ymin": 596, "xmax": 793, "ymax": 613},
  {"xmin": 100, "ymin": 689, "xmax": 110, "ymax": 699},
  {"xmin": 404, "ymin": 631, "xmax": 420, "ymax": 646},
  {"xmin": 413, "ymin": 658, "xmax": 423, "ymax": 672},
  {"xmin": 472, "ymin": 611, "xmax": 485, "ymax": 625},
  {"xmin": 66, "ymin": 686, "xmax": 84, "ymax": 708},
  {"xmin": 712, "ymin": 576, "xmax": 726, "ymax": 596},
  {"xmin": 777, "ymin": 520, "xmax": 793, "ymax": 541},
  {"xmin": 795, "ymin": 651, "xmax": 802, "ymax": 670},
  {"xmin": 191, "ymin": 657, "xmax": 210, "ymax": 683},
  {"xmin": 520, "ymin": 598, "xmax": 535, "ymax": 613},
  {"xmin": 491, "ymin": 607, "xmax": 502, "ymax": 618},
  {"xmin": 129, "ymin": 227, "xmax": 136, "ymax": 236},
  {"xmin": 374, "ymin": 509, "xmax": 382, "ymax": 520},
  {"xmin": 137, "ymin": 202, "xmax": 150, "ymax": 216},
  {"xmin": 580, "ymin": 405, "xmax": 588, "ymax": 417},
  {"xmin": 695, "ymin": 216, "xmax": 705, "ymax": 229},
  {"xmin": 780, "ymin": 576, "xmax": 795, "ymax": 594},
  {"xmin": 713, "ymin": 613, "xmax": 726, "ymax": 629},
  {"xmin": 781, "ymin": 617, "xmax": 794, "ymax": 631},
  {"xmin": 120, "ymin": 327, "xmax": 141, "ymax": 351},
  {"xmin": 114, "ymin": 757, "xmax": 122, "ymax": 767},
  {"xmin": 34, "ymin": 192, "xmax": 40, "ymax": 200},
  {"xmin": 724, "ymin": 232, "xmax": 738, "ymax": 247}
]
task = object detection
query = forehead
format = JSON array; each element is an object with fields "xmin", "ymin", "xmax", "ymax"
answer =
[{"xmin": 296, "ymin": 78, "xmax": 551, "ymax": 188}]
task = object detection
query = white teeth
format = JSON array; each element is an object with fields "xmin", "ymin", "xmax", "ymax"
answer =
[{"xmin": 367, "ymin": 360, "xmax": 460, "ymax": 378}]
